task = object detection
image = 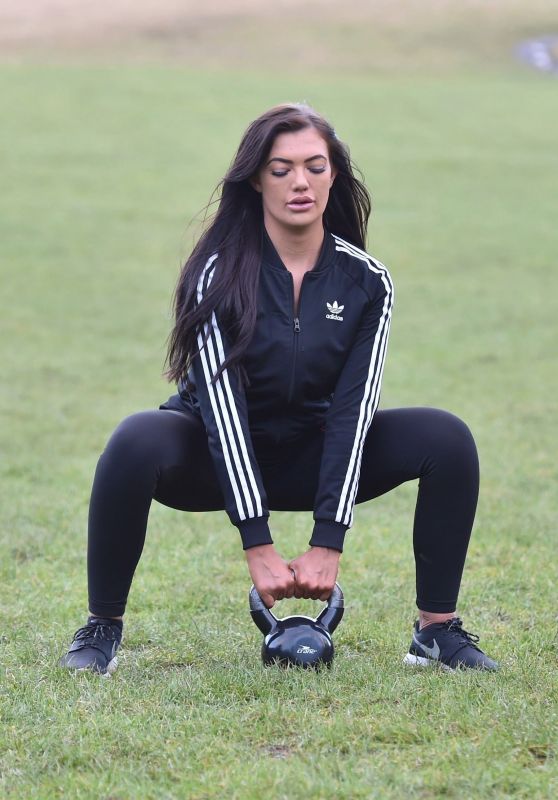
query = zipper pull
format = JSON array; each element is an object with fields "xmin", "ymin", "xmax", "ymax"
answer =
[{"xmin": 294, "ymin": 318, "xmax": 300, "ymax": 333}]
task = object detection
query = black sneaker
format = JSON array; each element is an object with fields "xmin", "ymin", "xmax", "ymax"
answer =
[
  {"xmin": 59, "ymin": 616, "xmax": 122, "ymax": 675},
  {"xmin": 403, "ymin": 617, "xmax": 499, "ymax": 671}
]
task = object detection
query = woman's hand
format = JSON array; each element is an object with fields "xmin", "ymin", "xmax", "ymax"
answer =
[
  {"xmin": 245, "ymin": 544, "xmax": 296, "ymax": 608},
  {"xmin": 288, "ymin": 547, "xmax": 341, "ymax": 601}
]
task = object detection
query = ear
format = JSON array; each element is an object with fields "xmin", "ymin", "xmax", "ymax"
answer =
[
  {"xmin": 329, "ymin": 167, "xmax": 337, "ymax": 188},
  {"xmin": 250, "ymin": 175, "xmax": 262, "ymax": 193}
]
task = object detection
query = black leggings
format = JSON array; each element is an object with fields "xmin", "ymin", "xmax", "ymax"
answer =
[{"xmin": 87, "ymin": 407, "xmax": 479, "ymax": 617}]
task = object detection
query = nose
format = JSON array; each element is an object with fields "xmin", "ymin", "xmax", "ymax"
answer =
[{"xmin": 292, "ymin": 167, "xmax": 309, "ymax": 191}]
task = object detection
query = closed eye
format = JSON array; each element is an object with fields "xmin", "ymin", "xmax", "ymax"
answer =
[{"xmin": 271, "ymin": 166, "xmax": 327, "ymax": 177}]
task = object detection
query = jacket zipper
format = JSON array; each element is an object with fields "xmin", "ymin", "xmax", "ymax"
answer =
[
  {"xmin": 287, "ymin": 274, "xmax": 306, "ymax": 404},
  {"xmin": 287, "ymin": 316, "xmax": 300, "ymax": 404}
]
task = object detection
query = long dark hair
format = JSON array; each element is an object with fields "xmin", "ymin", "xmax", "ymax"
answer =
[{"xmin": 165, "ymin": 103, "xmax": 371, "ymax": 385}]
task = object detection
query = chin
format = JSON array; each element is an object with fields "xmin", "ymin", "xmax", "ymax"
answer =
[{"xmin": 284, "ymin": 213, "xmax": 322, "ymax": 228}]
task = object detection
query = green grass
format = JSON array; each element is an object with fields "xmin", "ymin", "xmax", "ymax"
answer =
[{"xmin": 1, "ymin": 53, "xmax": 557, "ymax": 800}]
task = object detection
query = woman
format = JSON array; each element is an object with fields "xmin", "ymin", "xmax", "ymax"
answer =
[{"xmin": 60, "ymin": 103, "xmax": 497, "ymax": 674}]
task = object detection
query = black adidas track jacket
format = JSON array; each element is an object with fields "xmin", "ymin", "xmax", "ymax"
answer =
[{"xmin": 178, "ymin": 231, "xmax": 394, "ymax": 552}]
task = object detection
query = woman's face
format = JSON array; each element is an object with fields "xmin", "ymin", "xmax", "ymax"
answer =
[{"xmin": 253, "ymin": 127, "xmax": 337, "ymax": 234}]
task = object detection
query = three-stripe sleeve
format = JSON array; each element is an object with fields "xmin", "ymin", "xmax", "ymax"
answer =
[
  {"xmin": 309, "ymin": 238, "xmax": 394, "ymax": 552},
  {"xmin": 191, "ymin": 257, "xmax": 272, "ymax": 549}
]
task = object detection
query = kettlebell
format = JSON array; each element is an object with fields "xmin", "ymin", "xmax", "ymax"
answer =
[{"xmin": 249, "ymin": 583, "xmax": 344, "ymax": 668}]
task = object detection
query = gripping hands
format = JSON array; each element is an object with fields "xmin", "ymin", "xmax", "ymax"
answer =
[{"xmin": 245, "ymin": 544, "xmax": 341, "ymax": 608}]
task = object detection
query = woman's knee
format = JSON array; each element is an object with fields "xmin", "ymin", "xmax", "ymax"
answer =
[
  {"xmin": 423, "ymin": 408, "xmax": 478, "ymax": 471},
  {"xmin": 102, "ymin": 411, "xmax": 170, "ymax": 465}
]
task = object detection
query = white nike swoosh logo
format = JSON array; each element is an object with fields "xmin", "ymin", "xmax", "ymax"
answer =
[{"xmin": 413, "ymin": 634, "xmax": 440, "ymax": 660}]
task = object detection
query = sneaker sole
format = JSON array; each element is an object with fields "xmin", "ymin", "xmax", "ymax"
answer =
[
  {"xmin": 403, "ymin": 652, "xmax": 453, "ymax": 672},
  {"xmin": 66, "ymin": 655, "xmax": 119, "ymax": 677},
  {"xmin": 103, "ymin": 656, "xmax": 118, "ymax": 677}
]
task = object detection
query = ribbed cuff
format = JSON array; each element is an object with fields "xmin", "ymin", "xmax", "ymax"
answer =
[
  {"xmin": 309, "ymin": 520, "xmax": 348, "ymax": 552},
  {"xmin": 237, "ymin": 516, "xmax": 273, "ymax": 550}
]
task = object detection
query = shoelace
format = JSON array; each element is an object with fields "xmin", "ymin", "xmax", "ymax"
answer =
[
  {"xmin": 443, "ymin": 618, "xmax": 481, "ymax": 651},
  {"xmin": 72, "ymin": 622, "xmax": 119, "ymax": 649}
]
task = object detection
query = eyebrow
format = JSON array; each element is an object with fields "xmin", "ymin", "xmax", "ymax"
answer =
[{"xmin": 266, "ymin": 154, "xmax": 327, "ymax": 165}]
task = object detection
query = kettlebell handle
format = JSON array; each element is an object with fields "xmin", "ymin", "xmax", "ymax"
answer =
[
  {"xmin": 249, "ymin": 582, "xmax": 344, "ymax": 635},
  {"xmin": 316, "ymin": 582, "xmax": 344, "ymax": 634},
  {"xmin": 249, "ymin": 585, "xmax": 277, "ymax": 635}
]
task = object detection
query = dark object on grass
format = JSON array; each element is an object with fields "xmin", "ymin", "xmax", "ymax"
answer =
[{"xmin": 249, "ymin": 583, "xmax": 344, "ymax": 669}]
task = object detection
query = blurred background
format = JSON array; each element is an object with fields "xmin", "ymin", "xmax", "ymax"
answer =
[{"xmin": 2, "ymin": 0, "xmax": 557, "ymax": 71}]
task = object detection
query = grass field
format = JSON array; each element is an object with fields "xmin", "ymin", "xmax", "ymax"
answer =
[{"xmin": 1, "ymin": 3, "xmax": 558, "ymax": 798}]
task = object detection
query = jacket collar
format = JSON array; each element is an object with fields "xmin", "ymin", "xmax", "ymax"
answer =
[{"xmin": 262, "ymin": 228, "xmax": 335, "ymax": 274}]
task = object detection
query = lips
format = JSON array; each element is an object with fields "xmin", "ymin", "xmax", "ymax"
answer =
[{"xmin": 287, "ymin": 196, "xmax": 315, "ymax": 212}]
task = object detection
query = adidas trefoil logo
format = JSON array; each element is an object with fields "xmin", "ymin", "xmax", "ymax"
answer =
[{"xmin": 326, "ymin": 300, "xmax": 344, "ymax": 321}]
